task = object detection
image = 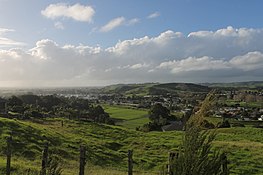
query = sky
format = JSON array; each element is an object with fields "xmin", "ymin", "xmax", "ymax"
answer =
[{"xmin": 0, "ymin": 0, "xmax": 263, "ymax": 87}]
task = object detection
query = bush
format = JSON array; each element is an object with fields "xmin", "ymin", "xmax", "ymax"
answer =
[
  {"xmin": 164, "ymin": 124, "xmax": 229, "ymax": 175},
  {"xmin": 217, "ymin": 120, "xmax": 231, "ymax": 128}
]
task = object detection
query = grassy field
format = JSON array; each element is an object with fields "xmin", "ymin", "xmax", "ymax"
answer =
[
  {"xmin": 0, "ymin": 116, "xmax": 263, "ymax": 174},
  {"xmin": 103, "ymin": 105, "xmax": 150, "ymax": 129},
  {"xmin": 0, "ymin": 117, "xmax": 181, "ymax": 174}
]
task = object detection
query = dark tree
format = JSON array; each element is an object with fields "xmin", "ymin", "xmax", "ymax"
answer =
[
  {"xmin": 148, "ymin": 103, "xmax": 170, "ymax": 125},
  {"xmin": 7, "ymin": 96, "xmax": 23, "ymax": 107}
]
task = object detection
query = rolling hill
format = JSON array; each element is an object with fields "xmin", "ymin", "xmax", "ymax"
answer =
[
  {"xmin": 0, "ymin": 117, "xmax": 263, "ymax": 174},
  {"xmin": 100, "ymin": 83, "xmax": 211, "ymax": 96}
]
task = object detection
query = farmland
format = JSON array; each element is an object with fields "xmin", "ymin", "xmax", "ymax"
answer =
[
  {"xmin": 102, "ymin": 105, "xmax": 149, "ymax": 129},
  {"xmin": 0, "ymin": 111, "xmax": 263, "ymax": 174}
]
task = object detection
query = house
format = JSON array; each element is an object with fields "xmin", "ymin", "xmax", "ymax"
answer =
[{"xmin": 162, "ymin": 121, "xmax": 184, "ymax": 132}]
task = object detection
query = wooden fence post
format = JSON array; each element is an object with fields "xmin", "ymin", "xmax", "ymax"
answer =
[
  {"xmin": 221, "ymin": 153, "xmax": 228, "ymax": 175},
  {"xmin": 6, "ymin": 136, "xmax": 12, "ymax": 175},
  {"xmin": 128, "ymin": 150, "xmax": 133, "ymax": 175},
  {"xmin": 79, "ymin": 145, "xmax": 86, "ymax": 175},
  {"xmin": 41, "ymin": 142, "xmax": 49, "ymax": 175},
  {"xmin": 168, "ymin": 152, "xmax": 177, "ymax": 175}
]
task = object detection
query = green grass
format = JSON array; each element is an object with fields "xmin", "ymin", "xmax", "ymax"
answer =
[
  {"xmin": 0, "ymin": 117, "xmax": 263, "ymax": 174},
  {"xmin": 0, "ymin": 117, "xmax": 181, "ymax": 174},
  {"xmin": 103, "ymin": 105, "xmax": 150, "ymax": 129}
]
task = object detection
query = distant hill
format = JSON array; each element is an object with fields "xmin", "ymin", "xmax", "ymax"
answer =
[
  {"xmin": 202, "ymin": 81, "xmax": 263, "ymax": 89},
  {"xmin": 100, "ymin": 83, "xmax": 211, "ymax": 95}
]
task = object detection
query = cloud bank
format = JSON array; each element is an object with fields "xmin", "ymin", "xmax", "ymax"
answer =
[{"xmin": 0, "ymin": 26, "xmax": 262, "ymax": 87}]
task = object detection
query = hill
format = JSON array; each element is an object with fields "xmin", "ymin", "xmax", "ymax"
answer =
[
  {"xmin": 100, "ymin": 83, "xmax": 211, "ymax": 96},
  {"xmin": 0, "ymin": 117, "xmax": 181, "ymax": 174},
  {"xmin": 0, "ymin": 117, "xmax": 263, "ymax": 174},
  {"xmin": 202, "ymin": 81, "xmax": 263, "ymax": 89}
]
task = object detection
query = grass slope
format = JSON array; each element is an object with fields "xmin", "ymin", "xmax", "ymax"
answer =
[
  {"xmin": 0, "ymin": 117, "xmax": 263, "ymax": 174},
  {"xmin": 101, "ymin": 83, "xmax": 211, "ymax": 96},
  {"xmin": 0, "ymin": 117, "xmax": 181, "ymax": 174},
  {"xmin": 203, "ymin": 81, "xmax": 263, "ymax": 89}
]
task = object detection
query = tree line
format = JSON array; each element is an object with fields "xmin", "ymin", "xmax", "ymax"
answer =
[{"xmin": 1, "ymin": 94, "xmax": 115, "ymax": 125}]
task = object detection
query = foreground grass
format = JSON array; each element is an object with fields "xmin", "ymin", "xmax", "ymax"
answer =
[
  {"xmin": 0, "ymin": 117, "xmax": 263, "ymax": 174},
  {"xmin": 0, "ymin": 117, "xmax": 180, "ymax": 174}
]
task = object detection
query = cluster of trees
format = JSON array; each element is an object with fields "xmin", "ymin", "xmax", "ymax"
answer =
[
  {"xmin": 3, "ymin": 94, "xmax": 114, "ymax": 125},
  {"xmin": 138, "ymin": 103, "xmax": 178, "ymax": 131}
]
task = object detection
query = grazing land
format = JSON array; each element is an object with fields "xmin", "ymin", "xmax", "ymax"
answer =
[
  {"xmin": 0, "ymin": 116, "xmax": 263, "ymax": 174},
  {"xmin": 102, "ymin": 105, "xmax": 149, "ymax": 129}
]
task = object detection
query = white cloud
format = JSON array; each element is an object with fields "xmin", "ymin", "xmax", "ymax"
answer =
[
  {"xmin": 0, "ymin": 28, "xmax": 25, "ymax": 47},
  {"xmin": 147, "ymin": 12, "xmax": 160, "ymax": 19},
  {"xmin": 41, "ymin": 3, "xmax": 95, "ymax": 22},
  {"xmin": 0, "ymin": 28, "xmax": 15, "ymax": 35},
  {"xmin": 54, "ymin": 21, "xmax": 64, "ymax": 30},
  {"xmin": 100, "ymin": 17, "xmax": 125, "ymax": 32},
  {"xmin": 130, "ymin": 63, "xmax": 149, "ymax": 69},
  {"xmin": 230, "ymin": 51, "xmax": 263, "ymax": 71},
  {"xmin": 126, "ymin": 18, "xmax": 140, "ymax": 26},
  {"xmin": 0, "ymin": 26, "xmax": 263, "ymax": 86}
]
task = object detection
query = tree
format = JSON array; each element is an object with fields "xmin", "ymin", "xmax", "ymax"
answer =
[
  {"xmin": 148, "ymin": 103, "xmax": 170, "ymax": 125},
  {"xmin": 7, "ymin": 96, "xmax": 23, "ymax": 107}
]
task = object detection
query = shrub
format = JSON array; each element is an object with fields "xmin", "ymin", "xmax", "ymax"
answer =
[
  {"xmin": 164, "ymin": 124, "xmax": 229, "ymax": 175},
  {"xmin": 217, "ymin": 120, "xmax": 231, "ymax": 128}
]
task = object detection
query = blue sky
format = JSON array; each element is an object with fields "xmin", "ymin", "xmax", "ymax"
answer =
[{"xmin": 0, "ymin": 0, "xmax": 263, "ymax": 87}]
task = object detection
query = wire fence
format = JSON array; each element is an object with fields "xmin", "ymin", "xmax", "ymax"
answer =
[{"xmin": 1, "ymin": 135, "xmax": 169, "ymax": 175}]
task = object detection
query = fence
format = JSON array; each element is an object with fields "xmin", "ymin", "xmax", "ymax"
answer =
[{"xmin": 3, "ymin": 136, "xmax": 228, "ymax": 175}]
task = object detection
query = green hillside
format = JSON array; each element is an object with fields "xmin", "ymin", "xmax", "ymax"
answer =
[
  {"xmin": 203, "ymin": 81, "xmax": 263, "ymax": 89},
  {"xmin": 0, "ymin": 117, "xmax": 181, "ymax": 174},
  {"xmin": 149, "ymin": 83, "xmax": 211, "ymax": 95},
  {"xmin": 101, "ymin": 83, "xmax": 211, "ymax": 95},
  {"xmin": 0, "ymin": 117, "xmax": 263, "ymax": 174},
  {"xmin": 100, "ymin": 83, "xmax": 157, "ymax": 96}
]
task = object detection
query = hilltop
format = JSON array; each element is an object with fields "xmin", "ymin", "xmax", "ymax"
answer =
[
  {"xmin": 202, "ymin": 81, "xmax": 263, "ymax": 89},
  {"xmin": 100, "ymin": 83, "xmax": 211, "ymax": 96}
]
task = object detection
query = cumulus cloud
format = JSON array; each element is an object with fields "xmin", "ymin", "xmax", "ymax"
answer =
[
  {"xmin": 147, "ymin": 12, "xmax": 160, "ymax": 19},
  {"xmin": 100, "ymin": 17, "xmax": 125, "ymax": 32},
  {"xmin": 0, "ymin": 26, "xmax": 263, "ymax": 86},
  {"xmin": 41, "ymin": 3, "xmax": 95, "ymax": 22}
]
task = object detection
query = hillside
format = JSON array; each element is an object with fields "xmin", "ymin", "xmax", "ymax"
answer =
[
  {"xmin": 202, "ymin": 81, "xmax": 263, "ymax": 89},
  {"xmin": 100, "ymin": 83, "xmax": 211, "ymax": 96},
  {"xmin": 0, "ymin": 117, "xmax": 181, "ymax": 174},
  {"xmin": 0, "ymin": 117, "xmax": 263, "ymax": 174}
]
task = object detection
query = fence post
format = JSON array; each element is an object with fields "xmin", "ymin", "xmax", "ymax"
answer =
[
  {"xmin": 221, "ymin": 153, "xmax": 228, "ymax": 175},
  {"xmin": 6, "ymin": 136, "xmax": 12, "ymax": 175},
  {"xmin": 79, "ymin": 145, "xmax": 86, "ymax": 175},
  {"xmin": 168, "ymin": 152, "xmax": 177, "ymax": 175},
  {"xmin": 41, "ymin": 142, "xmax": 49, "ymax": 175},
  {"xmin": 128, "ymin": 150, "xmax": 133, "ymax": 175}
]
